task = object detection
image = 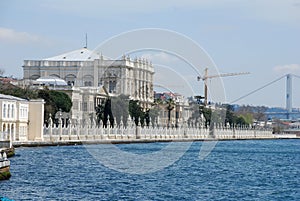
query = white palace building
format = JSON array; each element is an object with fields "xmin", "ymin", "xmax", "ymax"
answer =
[
  {"xmin": 22, "ymin": 47, "xmax": 155, "ymax": 124},
  {"xmin": 23, "ymin": 47, "xmax": 154, "ymax": 105}
]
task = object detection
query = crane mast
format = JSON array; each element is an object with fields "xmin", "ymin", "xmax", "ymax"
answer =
[{"xmin": 197, "ymin": 68, "xmax": 250, "ymax": 106}]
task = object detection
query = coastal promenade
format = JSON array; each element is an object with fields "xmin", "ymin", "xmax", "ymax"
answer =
[{"xmin": 12, "ymin": 119, "xmax": 299, "ymax": 147}]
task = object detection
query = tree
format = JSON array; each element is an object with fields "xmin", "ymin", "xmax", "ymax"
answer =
[
  {"xmin": 38, "ymin": 89, "xmax": 72, "ymax": 123},
  {"xmin": 200, "ymin": 106, "xmax": 212, "ymax": 127},
  {"xmin": 95, "ymin": 100, "xmax": 105, "ymax": 126},
  {"xmin": 225, "ymin": 104, "xmax": 235, "ymax": 127},
  {"xmin": 0, "ymin": 83, "xmax": 38, "ymax": 99},
  {"xmin": 235, "ymin": 116, "xmax": 248, "ymax": 126},
  {"xmin": 239, "ymin": 113, "xmax": 253, "ymax": 125},
  {"xmin": 95, "ymin": 98, "xmax": 114, "ymax": 128},
  {"xmin": 103, "ymin": 98, "xmax": 114, "ymax": 128},
  {"xmin": 144, "ymin": 109, "xmax": 150, "ymax": 126},
  {"xmin": 111, "ymin": 94, "xmax": 129, "ymax": 126},
  {"xmin": 129, "ymin": 100, "xmax": 143, "ymax": 126},
  {"xmin": 187, "ymin": 103, "xmax": 202, "ymax": 127},
  {"xmin": 149, "ymin": 106, "xmax": 159, "ymax": 126},
  {"xmin": 166, "ymin": 98, "xmax": 175, "ymax": 128},
  {"xmin": 49, "ymin": 90, "xmax": 72, "ymax": 113},
  {"xmin": 253, "ymin": 106, "xmax": 267, "ymax": 122}
]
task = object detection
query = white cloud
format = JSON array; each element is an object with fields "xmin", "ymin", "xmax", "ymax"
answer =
[
  {"xmin": 273, "ymin": 64, "xmax": 300, "ymax": 74},
  {"xmin": 0, "ymin": 27, "xmax": 47, "ymax": 44}
]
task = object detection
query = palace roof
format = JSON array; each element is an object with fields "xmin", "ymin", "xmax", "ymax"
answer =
[
  {"xmin": 43, "ymin": 47, "xmax": 102, "ymax": 61},
  {"xmin": 36, "ymin": 76, "xmax": 68, "ymax": 86},
  {"xmin": 0, "ymin": 93, "xmax": 27, "ymax": 101}
]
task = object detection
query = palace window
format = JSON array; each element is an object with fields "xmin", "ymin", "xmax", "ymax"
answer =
[
  {"xmin": 83, "ymin": 102, "xmax": 88, "ymax": 111},
  {"xmin": 84, "ymin": 81, "xmax": 92, "ymax": 86},
  {"xmin": 11, "ymin": 104, "xmax": 14, "ymax": 118},
  {"xmin": 109, "ymin": 80, "xmax": 116, "ymax": 93},
  {"xmin": 3, "ymin": 104, "xmax": 6, "ymax": 118},
  {"xmin": 7, "ymin": 104, "xmax": 10, "ymax": 118}
]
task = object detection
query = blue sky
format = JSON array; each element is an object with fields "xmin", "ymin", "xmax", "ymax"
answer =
[{"xmin": 1, "ymin": 0, "xmax": 300, "ymax": 108}]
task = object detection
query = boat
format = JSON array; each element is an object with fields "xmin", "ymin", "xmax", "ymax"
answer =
[{"xmin": 0, "ymin": 151, "xmax": 11, "ymax": 180}]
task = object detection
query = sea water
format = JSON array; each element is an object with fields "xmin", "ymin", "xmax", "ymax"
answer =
[{"xmin": 1, "ymin": 140, "xmax": 299, "ymax": 200}]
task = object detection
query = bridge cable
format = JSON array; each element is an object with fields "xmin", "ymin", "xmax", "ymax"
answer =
[
  {"xmin": 292, "ymin": 74, "xmax": 300, "ymax": 79},
  {"xmin": 231, "ymin": 75, "xmax": 286, "ymax": 104}
]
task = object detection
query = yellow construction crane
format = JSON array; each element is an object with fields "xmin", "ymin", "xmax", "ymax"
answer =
[{"xmin": 197, "ymin": 68, "xmax": 250, "ymax": 105}]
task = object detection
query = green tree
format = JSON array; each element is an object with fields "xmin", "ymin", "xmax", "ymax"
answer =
[
  {"xmin": 239, "ymin": 113, "xmax": 253, "ymax": 125},
  {"xmin": 166, "ymin": 98, "xmax": 175, "ymax": 128},
  {"xmin": 225, "ymin": 104, "xmax": 235, "ymax": 127},
  {"xmin": 0, "ymin": 83, "xmax": 38, "ymax": 99},
  {"xmin": 111, "ymin": 94, "xmax": 129, "ymax": 126},
  {"xmin": 38, "ymin": 89, "xmax": 72, "ymax": 123},
  {"xmin": 202, "ymin": 107, "xmax": 212, "ymax": 127},
  {"xmin": 187, "ymin": 103, "xmax": 202, "ymax": 126},
  {"xmin": 149, "ymin": 106, "xmax": 160, "ymax": 126},
  {"xmin": 95, "ymin": 100, "xmax": 105, "ymax": 126},
  {"xmin": 104, "ymin": 98, "xmax": 114, "ymax": 127},
  {"xmin": 95, "ymin": 98, "xmax": 115, "ymax": 128},
  {"xmin": 236, "ymin": 115, "xmax": 248, "ymax": 126},
  {"xmin": 129, "ymin": 100, "xmax": 145, "ymax": 126}
]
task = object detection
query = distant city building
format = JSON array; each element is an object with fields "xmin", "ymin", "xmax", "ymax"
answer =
[
  {"xmin": 154, "ymin": 91, "xmax": 191, "ymax": 127},
  {"xmin": 22, "ymin": 47, "xmax": 154, "ymax": 109}
]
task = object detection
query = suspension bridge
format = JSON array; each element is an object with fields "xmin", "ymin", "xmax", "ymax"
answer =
[{"xmin": 231, "ymin": 74, "xmax": 300, "ymax": 119}]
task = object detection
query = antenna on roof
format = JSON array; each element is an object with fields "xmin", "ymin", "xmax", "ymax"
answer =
[{"xmin": 84, "ymin": 33, "xmax": 88, "ymax": 48}]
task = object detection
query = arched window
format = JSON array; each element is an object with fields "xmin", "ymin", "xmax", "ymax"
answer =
[
  {"xmin": 3, "ymin": 104, "xmax": 6, "ymax": 118},
  {"xmin": 11, "ymin": 124, "xmax": 14, "ymax": 139},
  {"xmin": 84, "ymin": 81, "xmax": 93, "ymax": 86},
  {"xmin": 7, "ymin": 104, "xmax": 10, "ymax": 118},
  {"xmin": 83, "ymin": 75, "xmax": 93, "ymax": 87},
  {"xmin": 109, "ymin": 80, "xmax": 117, "ymax": 93},
  {"xmin": 65, "ymin": 74, "xmax": 76, "ymax": 86},
  {"xmin": 11, "ymin": 104, "xmax": 14, "ymax": 118},
  {"xmin": 7, "ymin": 123, "xmax": 10, "ymax": 135}
]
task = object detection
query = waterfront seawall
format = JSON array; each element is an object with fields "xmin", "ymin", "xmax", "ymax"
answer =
[{"xmin": 12, "ymin": 123, "xmax": 299, "ymax": 147}]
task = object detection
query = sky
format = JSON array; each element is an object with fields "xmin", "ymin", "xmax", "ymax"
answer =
[{"xmin": 1, "ymin": 0, "xmax": 300, "ymax": 108}]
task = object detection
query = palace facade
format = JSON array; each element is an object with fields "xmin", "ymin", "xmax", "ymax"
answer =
[{"xmin": 22, "ymin": 47, "xmax": 154, "ymax": 109}]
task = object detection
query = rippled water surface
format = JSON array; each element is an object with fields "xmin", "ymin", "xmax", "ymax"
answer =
[{"xmin": 1, "ymin": 140, "xmax": 300, "ymax": 200}]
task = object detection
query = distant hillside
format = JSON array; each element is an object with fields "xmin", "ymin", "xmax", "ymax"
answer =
[
  {"xmin": 233, "ymin": 104, "xmax": 300, "ymax": 120},
  {"xmin": 266, "ymin": 107, "xmax": 300, "ymax": 120}
]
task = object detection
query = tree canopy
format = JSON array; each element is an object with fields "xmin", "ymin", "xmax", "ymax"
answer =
[
  {"xmin": 0, "ymin": 83, "xmax": 72, "ymax": 123},
  {"xmin": 38, "ymin": 89, "xmax": 72, "ymax": 122}
]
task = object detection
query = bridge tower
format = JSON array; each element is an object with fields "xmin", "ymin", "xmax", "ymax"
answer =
[{"xmin": 286, "ymin": 74, "xmax": 292, "ymax": 119}]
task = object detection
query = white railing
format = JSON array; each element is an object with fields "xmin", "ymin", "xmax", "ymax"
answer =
[{"xmin": 42, "ymin": 118, "xmax": 274, "ymax": 142}]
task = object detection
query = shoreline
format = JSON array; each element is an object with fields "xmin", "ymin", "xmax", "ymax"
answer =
[{"xmin": 13, "ymin": 135, "xmax": 300, "ymax": 148}]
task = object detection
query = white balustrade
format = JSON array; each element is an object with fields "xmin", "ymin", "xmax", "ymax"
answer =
[{"xmin": 40, "ymin": 116, "xmax": 275, "ymax": 143}]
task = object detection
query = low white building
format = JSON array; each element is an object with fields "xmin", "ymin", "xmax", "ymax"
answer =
[{"xmin": 0, "ymin": 94, "xmax": 44, "ymax": 143}]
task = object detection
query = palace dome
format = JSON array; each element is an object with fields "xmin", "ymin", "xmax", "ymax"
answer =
[{"xmin": 36, "ymin": 76, "xmax": 68, "ymax": 86}]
